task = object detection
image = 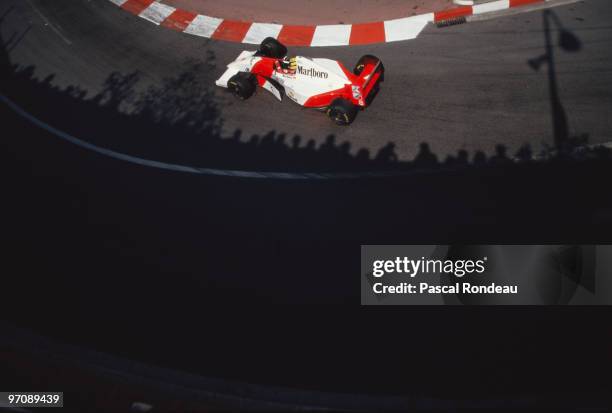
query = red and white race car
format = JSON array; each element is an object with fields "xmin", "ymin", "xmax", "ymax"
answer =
[{"xmin": 216, "ymin": 37, "xmax": 384, "ymax": 125}]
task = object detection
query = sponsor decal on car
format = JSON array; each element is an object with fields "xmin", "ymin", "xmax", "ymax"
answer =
[
  {"xmin": 352, "ymin": 85, "xmax": 364, "ymax": 106},
  {"xmin": 286, "ymin": 90, "xmax": 298, "ymax": 102},
  {"xmin": 297, "ymin": 66, "xmax": 329, "ymax": 79}
]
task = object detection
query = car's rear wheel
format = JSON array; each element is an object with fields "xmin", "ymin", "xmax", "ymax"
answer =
[
  {"xmin": 228, "ymin": 73, "xmax": 256, "ymax": 100},
  {"xmin": 354, "ymin": 55, "xmax": 385, "ymax": 81},
  {"xmin": 258, "ymin": 37, "xmax": 287, "ymax": 59},
  {"xmin": 326, "ymin": 98, "xmax": 357, "ymax": 126}
]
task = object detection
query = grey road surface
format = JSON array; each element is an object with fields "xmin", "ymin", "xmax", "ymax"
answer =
[{"xmin": 2, "ymin": 0, "xmax": 612, "ymax": 164}]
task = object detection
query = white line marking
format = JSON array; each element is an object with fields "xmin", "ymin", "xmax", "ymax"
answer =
[
  {"xmin": 0, "ymin": 95, "xmax": 451, "ymax": 180},
  {"xmin": 25, "ymin": 0, "xmax": 72, "ymax": 45},
  {"xmin": 467, "ymin": 0, "xmax": 580, "ymax": 22},
  {"xmin": 310, "ymin": 24, "xmax": 351, "ymax": 46},
  {"xmin": 473, "ymin": 0, "xmax": 509, "ymax": 15},
  {"xmin": 6, "ymin": 95, "xmax": 606, "ymax": 180},
  {"xmin": 138, "ymin": 2, "xmax": 175, "ymax": 25},
  {"xmin": 242, "ymin": 23, "xmax": 282, "ymax": 44},
  {"xmin": 108, "ymin": 0, "xmax": 129, "ymax": 6},
  {"xmin": 384, "ymin": 13, "xmax": 433, "ymax": 42},
  {"xmin": 184, "ymin": 14, "xmax": 223, "ymax": 38}
]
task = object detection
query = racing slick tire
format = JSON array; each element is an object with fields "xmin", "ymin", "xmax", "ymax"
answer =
[
  {"xmin": 228, "ymin": 73, "xmax": 257, "ymax": 100},
  {"xmin": 354, "ymin": 55, "xmax": 385, "ymax": 81},
  {"xmin": 258, "ymin": 37, "xmax": 287, "ymax": 59},
  {"xmin": 327, "ymin": 98, "xmax": 357, "ymax": 126}
]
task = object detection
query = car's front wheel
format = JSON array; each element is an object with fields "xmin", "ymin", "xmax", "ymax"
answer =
[
  {"xmin": 326, "ymin": 98, "xmax": 357, "ymax": 125},
  {"xmin": 228, "ymin": 73, "xmax": 256, "ymax": 100},
  {"xmin": 258, "ymin": 37, "xmax": 287, "ymax": 59}
]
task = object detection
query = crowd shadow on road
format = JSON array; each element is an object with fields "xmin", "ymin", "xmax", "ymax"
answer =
[{"xmin": 1, "ymin": 7, "xmax": 607, "ymax": 175}]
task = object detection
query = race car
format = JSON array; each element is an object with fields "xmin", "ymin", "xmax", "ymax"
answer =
[{"xmin": 215, "ymin": 37, "xmax": 384, "ymax": 125}]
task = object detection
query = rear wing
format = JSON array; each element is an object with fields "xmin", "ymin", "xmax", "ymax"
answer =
[
  {"xmin": 362, "ymin": 60, "xmax": 382, "ymax": 92},
  {"xmin": 357, "ymin": 57, "xmax": 384, "ymax": 103}
]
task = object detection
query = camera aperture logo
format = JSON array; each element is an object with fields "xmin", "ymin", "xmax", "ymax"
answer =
[{"xmin": 370, "ymin": 256, "xmax": 518, "ymax": 296}]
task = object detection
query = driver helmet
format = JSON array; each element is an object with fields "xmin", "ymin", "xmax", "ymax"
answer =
[{"xmin": 277, "ymin": 56, "xmax": 297, "ymax": 74}]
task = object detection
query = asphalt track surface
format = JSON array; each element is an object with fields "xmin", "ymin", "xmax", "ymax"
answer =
[
  {"xmin": 1, "ymin": 0, "xmax": 612, "ymax": 408},
  {"xmin": 3, "ymin": 0, "xmax": 612, "ymax": 167}
]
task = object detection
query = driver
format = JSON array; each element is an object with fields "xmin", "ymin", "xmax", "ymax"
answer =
[{"xmin": 275, "ymin": 56, "xmax": 297, "ymax": 75}]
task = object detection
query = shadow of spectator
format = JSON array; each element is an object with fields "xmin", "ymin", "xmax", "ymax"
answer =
[
  {"xmin": 374, "ymin": 142, "xmax": 398, "ymax": 165},
  {"xmin": 515, "ymin": 144, "xmax": 533, "ymax": 162},
  {"xmin": 413, "ymin": 142, "xmax": 438, "ymax": 168},
  {"xmin": 489, "ymin": 145, "xmax": 512, "ymax": 165}
]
